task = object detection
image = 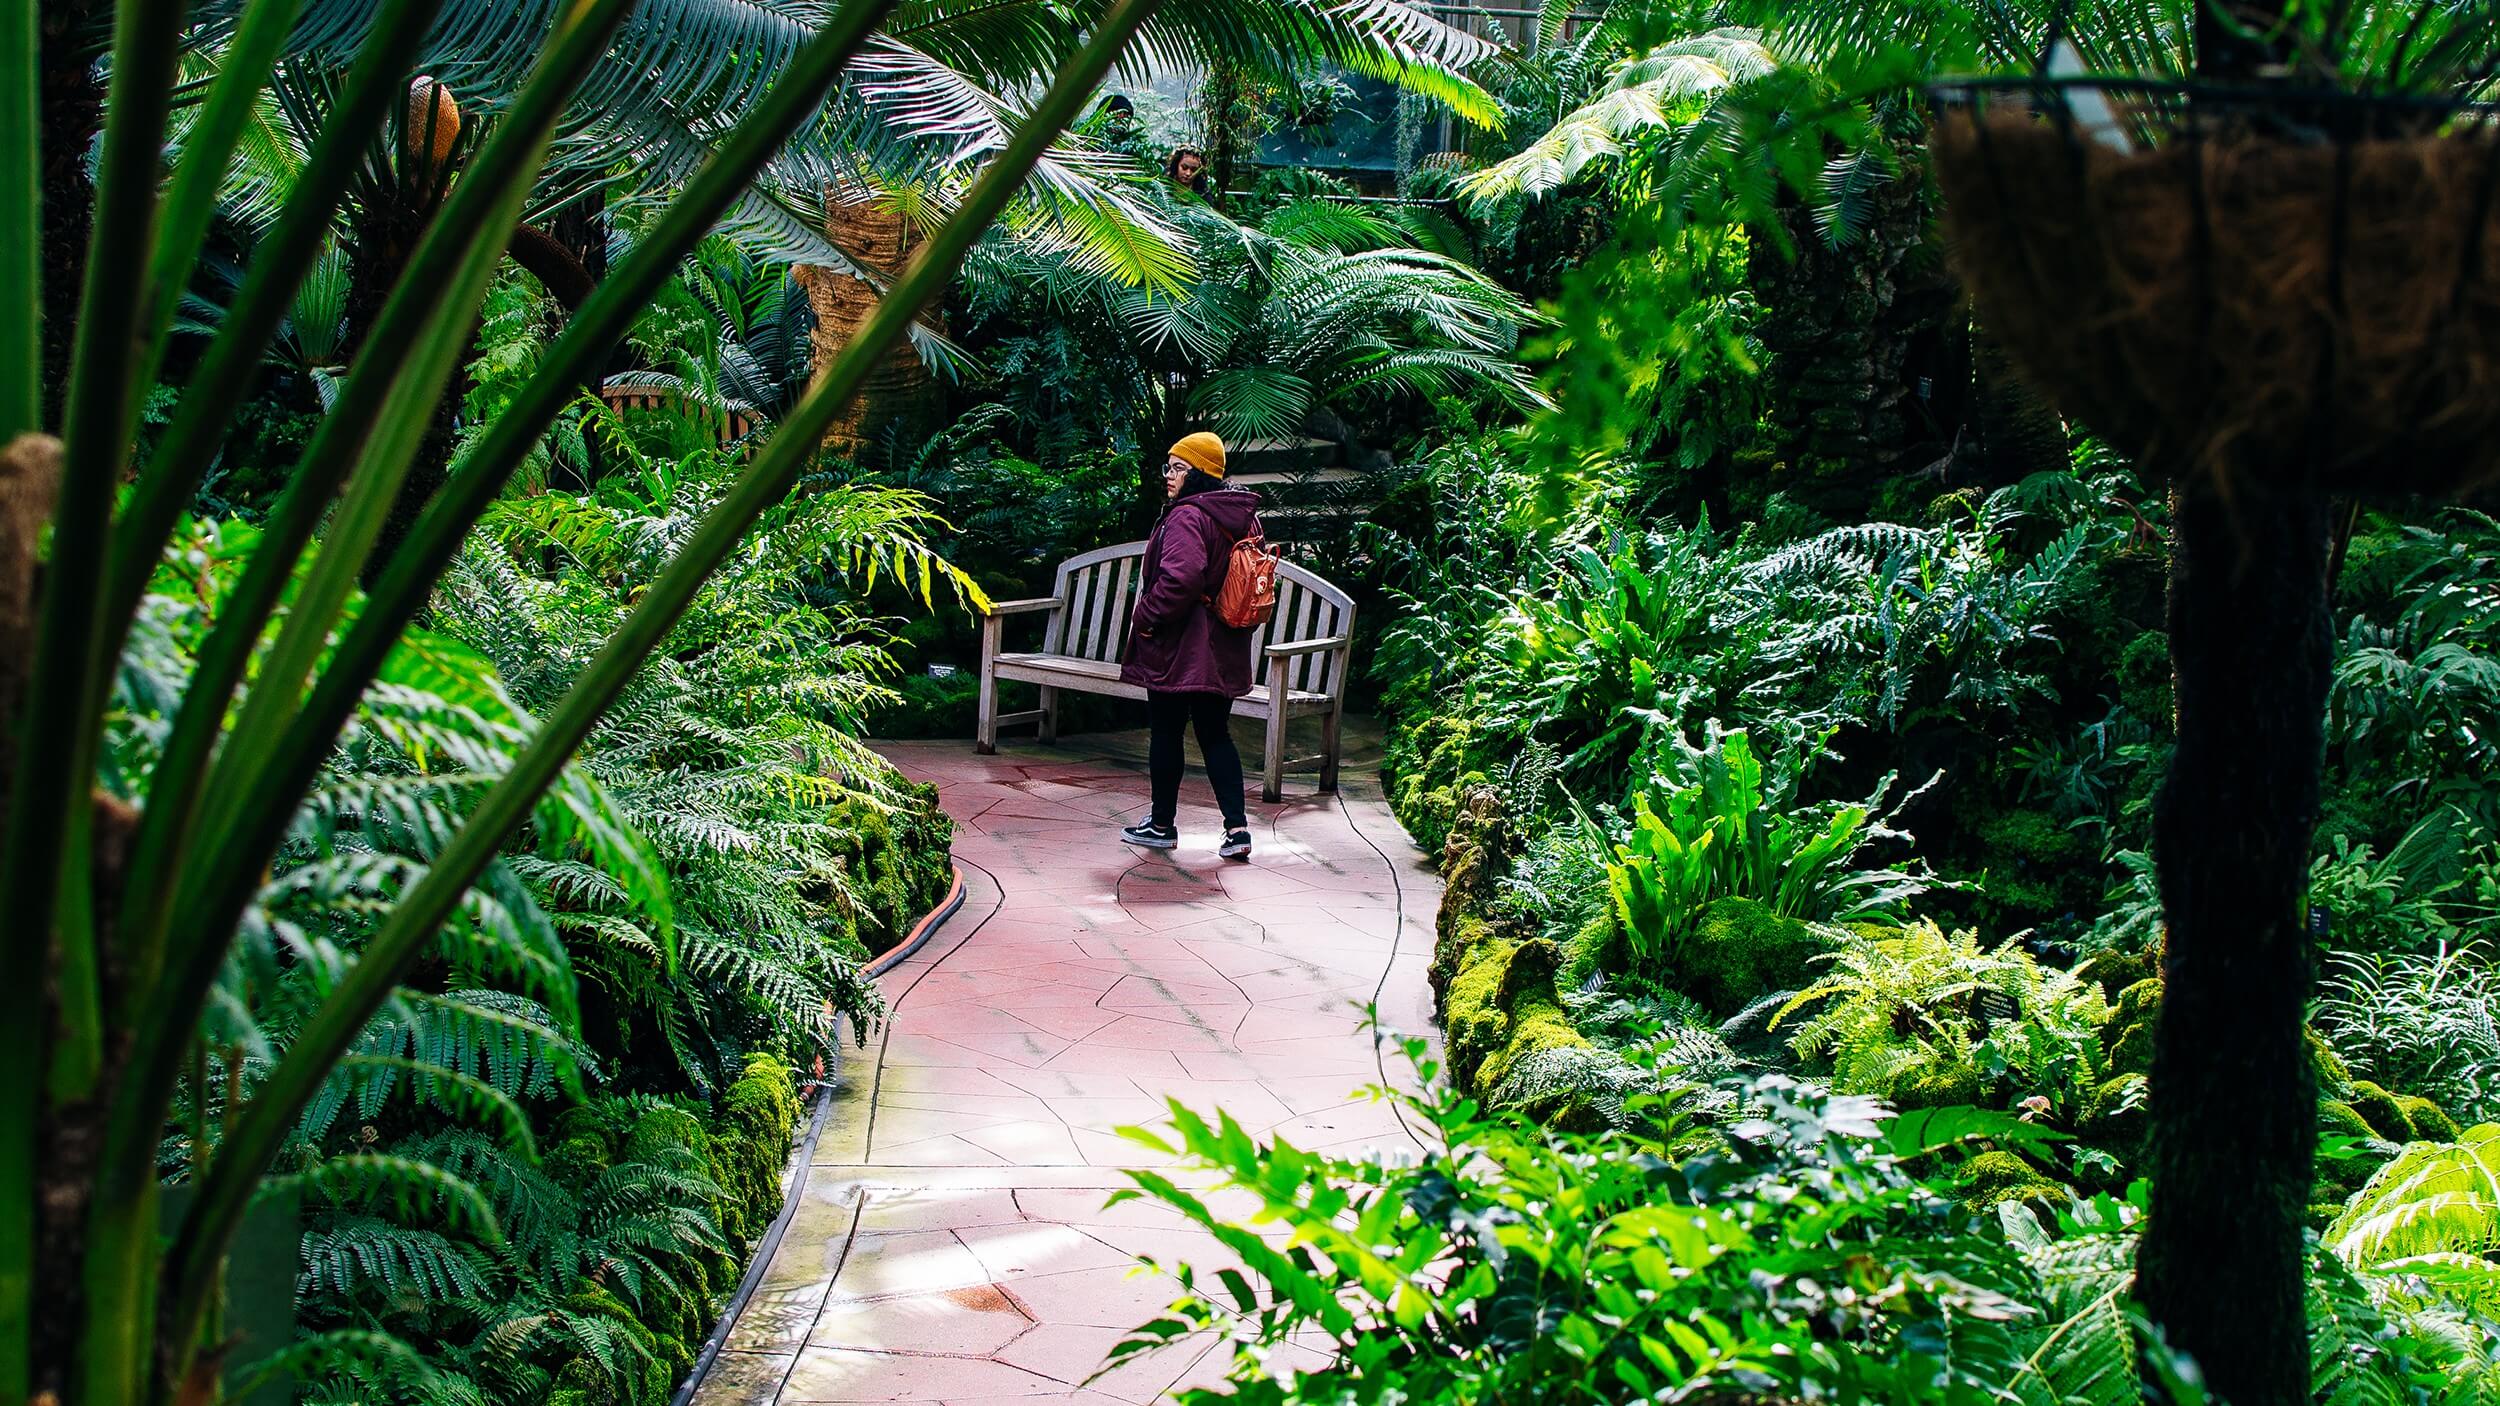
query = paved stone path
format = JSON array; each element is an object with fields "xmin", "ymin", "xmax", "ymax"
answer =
[{"xmin": 696, "ymin": 729, "xmax": 1439, "ymax": 1406}]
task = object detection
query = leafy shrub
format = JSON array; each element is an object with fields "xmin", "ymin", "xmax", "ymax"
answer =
[
  {"xmin": 1115, "ymin": 1062, "xmax": 2096, "ymax": 1405},
  {"xmin": 120, "ymin": 445, "xmax": 952, "ymax": 1401},
  {"xmin": 1774, "ymin": 920, "xmax": 2116, "ymax": 1120},
  {"xmin": 865, "ymin": 668, "xmax": 982, "ymax": 739},
  {"xmin": 2305, "ymin": 808, "xmax": 2489, "ymax": 956},
  {"xmin": 2321, "ymin": 1124, "xmax": 2500, "ymax": 1392},
  {"xmin": 1478, "ymin": 523, "xmax": 1766, "ymax": 779},
  {"xmin": 2318, "ymin": 942, "xmax": 2500, "ymax": 1127},
  {"xmin": 2331, "ymin": 509, "xmax": 2500, "ymax": 833},
  {"xmin": 1748, "ymin": 479, "xmax": 2113, "ymax": 733},
  {"xmin": 1603, "ymin": 729, "xmax": 1925, "ymax": 968}
]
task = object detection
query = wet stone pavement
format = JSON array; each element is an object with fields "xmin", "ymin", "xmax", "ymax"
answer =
[{"xmin": 694, "ymin": 727, "xmax": 1440, "ymax": 1406}]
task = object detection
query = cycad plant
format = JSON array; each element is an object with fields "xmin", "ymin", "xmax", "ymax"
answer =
[{"xmin": 0, "ymin": 1, "xmax": 1163, "ymax": 1401}]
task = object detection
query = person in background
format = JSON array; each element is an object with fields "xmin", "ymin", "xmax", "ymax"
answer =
[
  {"xmin": 1119, "ymin": 433, "xmax": 1260, "ymax": 861},
  {"xmin": 1165, "ymin": 145, "xmax": 1212, "ymax": 199}
]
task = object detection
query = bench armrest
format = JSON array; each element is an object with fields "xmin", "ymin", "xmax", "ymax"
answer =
[
  {"xmin": 1265, "ymin": 634, "xmax": 1350, "ymax": 658},
  {"xmin": 982, "ymin": 597, "xmax": 1062, "ymax": 617}
]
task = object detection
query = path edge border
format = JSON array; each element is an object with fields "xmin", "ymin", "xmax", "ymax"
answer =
[
  {"xmin": 865, "ymin": 864, "xmax": 967, "ymax": 978},
  {"xmin": 667, "ymin": 860, "xmax": 967, "ymax": 1406}
]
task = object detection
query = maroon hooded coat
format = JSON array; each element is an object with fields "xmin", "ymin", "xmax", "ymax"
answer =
[{"xmin": 1120, "ymin": 485, "xmax": 1262, "ymax": 697}]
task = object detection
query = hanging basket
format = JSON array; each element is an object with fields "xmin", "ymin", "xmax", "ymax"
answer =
[{"xmin": 1928, "ymin": 83, "xmax": 2500, "ymax": 500}]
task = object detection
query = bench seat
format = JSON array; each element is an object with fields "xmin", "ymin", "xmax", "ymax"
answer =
[
  {"xmin": 975, "ymin": 540, "xmax": 1355, "ymax": 801},
  {"xmin": 989, "ymin": 654, "xmax": 1338, "ymax": 714}
]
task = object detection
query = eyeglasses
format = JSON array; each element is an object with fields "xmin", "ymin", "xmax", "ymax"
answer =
[{"xmin": 1164, "ymin": 460, "xmax": 1189, "ymax": 474}]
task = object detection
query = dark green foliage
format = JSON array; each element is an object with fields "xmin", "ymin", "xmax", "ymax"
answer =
[
  {"xmin": 1604, "ymin": 730, "xmax": 1928, "ymax": 963},
  {"xmin": 1951, "ymin": 802, "xmax": 2099, "ymax": 933},
  {"xmin": 114, "ymin": 418, "xmax": 950, "ymax": 1402},
  {"xmin": 2317, "ymin": 942, "xmax": 2500, "ymax": 1129},
  {"xmin": 290, "ymin": 1080, "xmax": 800, "ymax": 1406},
  {"xmin": 1668, "ymin": 896, "xmax": 1831, "ymax": 1018},
  {"xmin": 1115, "ymin": 1057, "xmax": 2199, "ymax": 1405}
]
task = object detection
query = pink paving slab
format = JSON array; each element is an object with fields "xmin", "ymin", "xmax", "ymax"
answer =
[{"xmin": 699, "ymin": 734, "xmax": 1440, "ymax": 1406}]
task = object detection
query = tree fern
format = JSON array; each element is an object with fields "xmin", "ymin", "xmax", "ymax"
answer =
[
  {"xmin": 300, "ymin": 1217, "xmax": 493, "ymax": 1302},
  {"xmin": 1774, "ymin": 919, "xmax": 2114, "ymax": 1112},
  {"xmin": 2328, "ymin": 1126, "xmax": 2500, "ymax": 1268}
]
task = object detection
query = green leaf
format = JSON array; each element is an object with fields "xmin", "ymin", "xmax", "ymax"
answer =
[{"xmin": 1882, "ymin": 1105, "xmax": 2072, "ymax": 1160}]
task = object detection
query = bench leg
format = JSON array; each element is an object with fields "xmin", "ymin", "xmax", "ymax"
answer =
[
  {"xmin": 976, "ymin": 616, "xmax": 1001, "ymax": 755},
  {"xmin": 1261, "ymin": 700, "xmax": 1288, "ymax": 805},
  {"xmin": 1038, "ymin": 685, "xmax": 1060, "ymax": 745},
  {"xmin": 1320, "ymin": 700, "xmax": 1344, "ymax": 793}
]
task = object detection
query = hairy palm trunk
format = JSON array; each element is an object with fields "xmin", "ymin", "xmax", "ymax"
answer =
[
  {"xmin": 510, "ymin": 187, "xmax": 611, "ymax": 487},
  {"xmin": 1200, "ymin": 59, "xmax": 1255, "ymax": 195},
  {"xmin": 351, "ymin": 88, "xmax": 469, "ymax": 578},
  {"xmin": 2138, "ymin": 482, "xmax": 2329, "ymax": 1405},
  {"xmin": 2128, "ymin": 19, "xmax": 2325, "ymax": 1401},
  {"xmin": 801, "ymin": 196, "xmax": 942, "ymax": 459},
  {"xmin": 348, "ymin": 180, "xmax": 466, "ymax": 578},
  {"xmin": 3, "ymin": 435, "xmax": 150, "ymax": 1406}
]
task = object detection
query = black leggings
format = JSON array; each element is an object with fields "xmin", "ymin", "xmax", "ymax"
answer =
[{"xmin": 1147, "ymin": 689, "xmax": 1247, "ymax": 830}]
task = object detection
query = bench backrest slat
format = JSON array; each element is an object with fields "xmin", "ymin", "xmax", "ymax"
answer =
[
  {"xmin": 1044, "ymin": 542, "xmax": 1353, "ymax": 693},
  {"xmin": 1297, "ymin": 582, "xmax": 1327, "ymax": 693},
  {"xmin": 1100, "ymin": 555, "xmax": 1136, "ymax": 661},
  {"xmin": 1069, "ymin": 561, "xmax": 1102, "ymax": 657}
]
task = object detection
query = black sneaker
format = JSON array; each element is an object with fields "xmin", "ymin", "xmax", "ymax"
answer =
[
  {"xmin": 1218, "ymin": 828, "xmax": 1253, "ymax": 861},
  {"xmin": 1121, "ymin": 820, "xmax": 1178, "ymax": 850}
]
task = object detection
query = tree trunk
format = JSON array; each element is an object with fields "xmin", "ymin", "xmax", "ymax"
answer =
[
  {"xmin": 347, "ymin": 147, "xmax": 466, "ymax": 582},
  {"xmin": 2137, "ymin": 480, "xmax": 2329, "ymax": 1406},
  {"xmin": 1200, "ymin": 60, "xmax": 1254, "ymax": 196},
  {"xmin": 801, "ymin": 195, "xmax": 941, "ymax": 461},
  {"xmin": 510, "ymin": 194, "xmax": 607, "ymax": 489},
  {"xmin": 39, "ymin": 0, "xmax": 108, "ymax": 427}
]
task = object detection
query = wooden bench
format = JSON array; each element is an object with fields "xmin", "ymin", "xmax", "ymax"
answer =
[{"xmin": 976, "ymin": 541, "xmax": 1355, "ymax": 802}]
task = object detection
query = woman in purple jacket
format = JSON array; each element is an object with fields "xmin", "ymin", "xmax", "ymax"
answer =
[{"xmin": 1119, "ymin": 433, "xmax": 1262, "ymax": 860}]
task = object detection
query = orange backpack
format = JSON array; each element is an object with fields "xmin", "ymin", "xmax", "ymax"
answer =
[{"xmin": 1210, "ymin": 519, "xmax": 1281, "ymax": 630}]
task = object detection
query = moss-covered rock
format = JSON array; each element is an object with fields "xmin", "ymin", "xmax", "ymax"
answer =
[
  {"xmin": 2398, "ymin": 1094, "xmax": 2461, "ymax": 1142},
  {"xmin": 2082, "ymin": 945, "xmax": 2159, "ymax": 997},
  {"xmin": 1954, "ymin": 1150, "xmax": 2065, "ymax": 1212},
  {"xmin": 1559, "ymin": 908, "xmax": 1624, "ymax": 991},
  {"xmin": 2320, "ymin": 1099, "xmax": 2378, "ymax": 1144},
  {"xmin": 714, "ymin": 1054, "xmax": 802, "ymax": 1244},
  {"xmin": 2346, "ymin": 1080, "xmax": 2413, "ymax": 1142},
  {"xmin": 1428, "ymin": 788, "xmax": 1511, "ymax": 1012},
  {"xmin": 1477, "ymin": 987, "xmax": 1589, "ymax": 1094},
  {"xmin": 2079, "ymin": 1072, "xmax": 2148, "ymax": 1150},
  {"xmin": 2309, "ymin": 1028, "xmax": 2355, "ymax": 1098},
  {"xmin": 2104, "ymin": 977, "xmax": 2161, "ymax": 1076},
  {"xmin": 1385, "ymin": 714, "xmax": 1491, "ymax": 854},
  {"xmin": 1442, "ymin": 926, "xmax": 1591, "ymax": 1096},
  {"xmin": 1894, "ymin": 1061, "xmax": 1990, "ymax": 1110},
  {"xmin": 827, "ymin": 778, "xmax": 955, "ymax": 958},
  {"xmin": 1953, "ymin": 804, "xmax": 2098, "ymax": 929},
  {"xmin": 1665, "ymin": 897, "xmax": 1832, "ymax": 1018}
]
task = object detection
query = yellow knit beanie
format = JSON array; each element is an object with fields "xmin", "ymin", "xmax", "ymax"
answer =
[{"xmin": 1169, "ymin": 432, "xmax": 1226, "ymax": 479}]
